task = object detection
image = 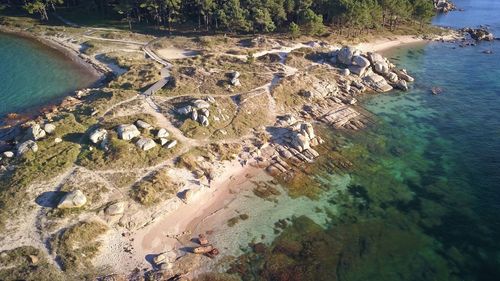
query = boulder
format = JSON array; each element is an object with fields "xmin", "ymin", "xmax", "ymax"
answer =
[
  {"xmin": 374, "ymin": 62, "xmax": 390, "ymax": 75},
  {"xmin": 159, "ymin": 138, "xmax": 169, "ymax": 146},
  {"xmin": 230, "ymin": 77, "xmax": 241, "ymax": 87},
  {"xmin": 394, "ymin": 69, "xmax": 414, "ymax": 82},
  {"xmin": 2, "ymin": 151, "xmax": 14, "ymax": 158},
  {"xmin": 136, "ymin": 137, "xmax": 157, "ymax": 151},
  {"xmin": 386, "ymin": 72, "xmax": 399, "ymax": 83},
  {"xmin": 117, "ymin": 124, "xmax": 140, "ymax": 140},
  {"xmin": 89, "ymin": 128, "xmax": 108, "ymax": 144},
  {"xmin": 363, "ymin": 73, "xmax": 393, "ymax": 92},
  {"xmin": 291, "ymin": 133, "xmax": 310, "ymax": 152},
  {"xmin": 27, "ymin": 124, "xmax": 46, "ymax": 141},
  {"xmin": 352, "ymin": 55, "xmax": 371, "ymax": 68},
  {"xmin": 135, "ymin": 120, "xmax": 152, "ymax": 130},
  {"xmin": 43, "ymin": 123, "xmax": 56, "ymax": 134},
  {"xmin": 54, "ymin": 138, "xmax": 63, "ymax": 143},
  {"xmin": 57, "ymin": 190, "xmax": 87, "ymax": 209},
  {"xmin": 301, "ymin": 122, "xmax": 315, "ymax": 139},
  {"xmin": 16, "ymin": 140, "xmax": 38, "ymax": 156},
  {"xmin": 105, "ymin": 202, "xmax": 125, "ymax": 216},
  {"xmin": 156, "ymin": 128, "xmax": 169, "ymax": 138},
  {"xmin": 340, "ymin": 68, "xmax": 350, "ymax": 76},
  {"xmin": 165, "ymin": 140, "xmax": 177, "ymax": 149},
  {"xmin": 177, "ymin": 105, "xmax": 193, "ymax": 115},
  {"xmin": 192, "ymin": 99, "xmax": 210, "ymax": 109},
  {"xmin": 199, "ymin": 108, "xmax": 210, "ymax": 117},
  {"xmin": 199, "ymin": 115, "xmax": 209, "ymax": 127},
  {"xmin": 206, "ymin": 96, "xmax": 216, "ymax": 103},
  {"xmin": 337, "ymin": 46, "xmax": 359, "ymax": 65},
  {"xmin": 395, "ymin": 80, "xmax": 409, "ymax": 91},
  {"xmin": 153, "ymin": 251, "xmax": 176, "ymax": 267},
  {"xmin": 191, "ymin": 110, "xmax": 198, "ymax": 121},
  {"xmin": 366, "ymin": 52, "xmax": 385, "ymax": 65},
  {"xmin": 231, "ymin": 71, "xmax": 241, "ymax": 79}
]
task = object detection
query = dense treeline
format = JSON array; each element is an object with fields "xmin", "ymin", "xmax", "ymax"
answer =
[{"xmin": 1, "ymin": 0, "xmax": 435, "ymax": 34}]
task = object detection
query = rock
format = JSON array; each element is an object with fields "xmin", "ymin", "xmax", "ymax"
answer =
[
  {"xmin": 2, "ymin": 151, "xmax": 14, "ymax": 158},
  {"xmin": 43, "ymin": 123, "xmax": 56, "ymax": 134},
  {"xmin": 27, "ymin": 124, "xmax": 46, "ymax": 141},
  {"xmin": 193, "ymin": 245, "xmax": 214, "ymax": 254},
  {"xmin": 281, "ymin": 115, "xmax": 297, "ymax": 125},
  {"xmin": 157, "ymin": 128, "xmax": 169, "ymax": 138},
  {"xmin": 231, "ymin": 71, "xmax": 241, "ymax": 79},
  {"xmin": 165, "ymin": 140, "xmax": 177, "ymax": 149},
  {"xmin": 192, "ymin": 99, "xmax": 210, "ymax": 109},
  {"xmin": 394, "ymin": 69, "xmax": 414, "ymax": 82},
  {"xmin": 153, "ymin": 251, "xmax": 176, "ymax": 267},
  {"xmin": 198, "ymin": 234, "xmax": 209, "ymax": 245},
  {"xmin": 386, "ymin": 72, "xmax": 399, "ymax": 83},
  {"xmin": 57, "ymin": 190, "xmax": 87, "ymax": 209},
  {"xmin": 395, "ymin": 80, "xmax": 409, "ymax": 91},
  {"xmin": 54, "ymin": 138, "xmax": 63, "ymax": 143},
  {"xmin": 28, "ymin": 255, "xmax": 38, "ymax": 264},
  {"xmin": 199, "ymin": 115, "xmax": 209, "ymax": 127},
  {"xmin": 291, "ymin": 133, "xmax": 310, "ymax": 152},
  {"xmin": 159, "ymin": 138, "xmax": 169, "ymax": 146},
  {"xmin": 230, "ymin": 77, "xmax": 241, "ymax": 87},
  {"xmin": 363, "ymin": 73, "xmax": 393, "ymax": 92},
  {"xmin": 136, "ymin": 137, "xmax": 157, "ymax": 151},
  {"xmin": 16, "ymin": 140, "xmax": 38, "ymax": 156},
  {"xmin": 135, "ymin": 120, "xmax": 152, "ymax": 130},
  {"xmin": 374, "ymin": 62, "xmax": 390, "ymax": 75},
  {"xmin": 301, "ymin": 122, "xmax": 315, "ymax": 139},
  {"xmin": 206, "ymin": 96, "xmax": 216, "ymax": 103},
  {"xmin": 177, "ymin": 105, "xmax": 193, "ymax": 115},
  {"xmin": 463, "ymin": 27, "xmax": 494, "ymax": 41},
  {"xmin": 89, "ymin": 128, "xmax": 108, "ymax": 144},
  {"xmin": 191, "ymin": 110, "xmax": 198, "ymax": 121},
  {"xmin": 105, "ymin": 202, "xmax": 125, "ymax": 216},
  {"xmin": 182, "ymin": 189, "xmax": 194, "ymax": 203},
  {"xmin": 117, "ymin": 124, "xmax": 140, "ymax": 140},
  {"xmin": 199, "ymin": 108, "xmax": 210, "ymax": 117},
  {"xmin": 340, "ymin": 68, "xmax": 350, "ymax": 76},
  {"xmin": 367, "ymin": 52, "xmax": 385, "ymax": 64},
  {"xmin": 337, "ymin": 46, "xmax": 359, "ymax": 65},
  {"xmin": 350, "ymin": 55, "xmax": 371, "ymax": 76},
  {"xmin": 310, "ymin": 137, "xmax": 319, "ymax": 147}
]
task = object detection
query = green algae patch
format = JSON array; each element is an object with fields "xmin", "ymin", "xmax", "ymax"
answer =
[
  {"xmin": 0, "ymin": 246, "xmax": 62, "ymax": 281},
  {"xmin": 51, "ymin": 220, "xmax": 108, "ymax": 274}
]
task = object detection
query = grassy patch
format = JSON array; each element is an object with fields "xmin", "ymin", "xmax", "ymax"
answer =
[
  {"xmin": 51, "ymin": 221, "xmax": 108, "ymax": 273},
  {"xmin": 227, "ymin": 214, "xmax": 249, "ymax": 227},
  {"xmin": 0, "ymin": 246, "xmax": 62, "ymax": 281},
  {"xmin": 130, "ymin": 169, "xmax": 179, "ymax": 206}
]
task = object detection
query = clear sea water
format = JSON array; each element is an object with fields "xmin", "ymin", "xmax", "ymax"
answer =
[
  {"xmin": 0, "ymin": 32, "xmax": 98, "ymax": 116},
  {"xmin": 234, "ymin": 0, "xmax": 500, "ymax": 280}
]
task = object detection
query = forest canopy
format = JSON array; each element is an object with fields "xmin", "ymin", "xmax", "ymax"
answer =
[{"xmin": 1, "ymin": 0, "xmax": 436, "ymax": 34}]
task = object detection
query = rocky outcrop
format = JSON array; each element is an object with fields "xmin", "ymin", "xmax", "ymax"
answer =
[
  {"xmin": 136, "ymin": 137, "xmax": 157, "ymax": 151},
  {"xmin": 16, "ymin": 140, "xmax": 38, "ymax": 156},
  {"xmin": 434, "ymin": 0, "xmax": 455, "ymax": 13},
  {"xmin": 363, "ymin": 73, "xmax": 393, "ymax": 92},
  {"xmin": 176, "ymin": 99, "xmax": 212, "ymax": 127},
  {"xmin": 117, "ymin": 124, "xmax": 141, "ymax": 140},
  {"xmin": 89, "ymin": 128, "xmax": 108, "ymax": 144},
  {"xmin": 57, "ymin": 190, "xmax": 87, "ymax": 209},
  {"xmin": 462, "ymin": 28, "xmax": 495, "ymax": 41}
]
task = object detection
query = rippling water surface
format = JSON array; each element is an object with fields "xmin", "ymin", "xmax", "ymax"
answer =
[{"xmin": 0, "ymin": 33, "xmax": 98, "ymax": 115}]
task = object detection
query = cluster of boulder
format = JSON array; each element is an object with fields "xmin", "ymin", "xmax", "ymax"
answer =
[
  {"xmin": 461, "ymin": 27, "xmax": 495, "ymax": 42},
  {"xmin": 0, "ymin": 122, "xmax": 58, "ymax": 163},
  {"xmin": 433, "ymin": 0, "xmax": 455, "ymax": 13},
  {"xmin": 332, "ymin": 46, "xmax": 414, "ymax": 92},
  {"xmin": 176, "ymin": 98, "xmax": 213, "ymax": 127},
  {"xmin": 89, "ymin": 119, "xmax": 177, "ymax": 151},
  {"xmin": 229, "ymin": 71, "xmax": 241, "ymax": 87}
]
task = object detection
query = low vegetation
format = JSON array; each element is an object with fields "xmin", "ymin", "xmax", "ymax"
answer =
[
  {"xmin": 0, "ymin": 246, "xmax": 62, "ymax": 281},
  {"xmin": 130, "ymin": 169, "xmax": 179, "ymax": 206}
]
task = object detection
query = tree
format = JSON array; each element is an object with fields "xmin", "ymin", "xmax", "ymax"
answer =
[
  {"xmin": 114, "ymin": 0, "xmax": 135, "ymax": 29},
  {"xmin": 412, "ymin": 0, "xmax": 434, "ymax": 28},
  {"xmin": 289, "ymin": 21, "xmax": 300, "ymax": 38},
  {"xmin": 24, "ymin": 0, "xmax": 63, "ymax": 21},
  {"xmin": 302, "ymin": 8, "xmax": 325, "ymax": 35}
]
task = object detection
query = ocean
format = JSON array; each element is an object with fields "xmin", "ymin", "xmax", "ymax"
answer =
[
  {"xmin": 0, "ymin": 32, "xmax": 98, "ymax": 116},
  {"xmin": 231, "ymin": 0, "xmax": 500, "ymax": 280}
]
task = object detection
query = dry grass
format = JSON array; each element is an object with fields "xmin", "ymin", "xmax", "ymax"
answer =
[
  {"xmin": 0, "ymin": 246, "xmax": 62, "ymax": 281},
  {"xmin": 130, "ymin": 169, "xmax": 180, "ymax": 206}
]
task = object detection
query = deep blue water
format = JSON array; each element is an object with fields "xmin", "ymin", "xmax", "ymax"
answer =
[{"xmin": 0, "ymin": 32, "xmax": 98, "ymax": 115}]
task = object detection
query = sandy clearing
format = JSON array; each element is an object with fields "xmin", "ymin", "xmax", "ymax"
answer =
[
  {"xmin": 356, "ymin": 35, "xmax": 427, "ymax": 53},
  {"xmin": 156, "ymin": 48, "xmax": 200, "ymax": 60}
]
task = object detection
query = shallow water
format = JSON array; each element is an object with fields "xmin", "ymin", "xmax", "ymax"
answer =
[
  {"xmin": 0, "ymin": 32, "xmax": 98, "ymax": 115},
  {"xmin": 230, "ymin": 0, "xmax": 500, "ymax": 280}
]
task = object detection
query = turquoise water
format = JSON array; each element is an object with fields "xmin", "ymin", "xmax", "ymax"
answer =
[
  {"xmin": 230, "ymin": 1, "xmax": 500, "ymax": 280},
  {"xmin": 0, "ymin": 32, "xmax": 98, "ymax": 115}
]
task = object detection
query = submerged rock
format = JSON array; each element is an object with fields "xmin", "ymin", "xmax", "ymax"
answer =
[{"xmin": 57, "ymin": 190, "xmax": 87, "ymax": 209}]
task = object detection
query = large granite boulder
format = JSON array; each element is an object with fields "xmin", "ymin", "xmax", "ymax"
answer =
[
  {"xmin": 156, "ymin": 128, "xmax": 169, "ymax": 138},
  {"xmin": 191, "ymin": 110, "xmax": 198, "ymax": 121},
  {"xmin": 349, "ymin": 55, "xmax": 371, "ymax": 76},
  {"xmin": 394, "ymin": 69, "xmax": 414, "ymax": 82},
  {"xmin": 192, "ymin": 100, "xmax": 210, "ymax": 109},
  {"xmin": 16, "ymin": 140, "xmax": 38, "ymax": 156},
  {"xmin": 337, "ymin": 46, "xmax": 359, "ymax": 65},
  {"xmin": 89, "ymin": 128, "xmax": 107, "ymax": 144},
  {"xmin": 57, "ymin": 190, "xmax": 87, "ymax": 209},
  {"xmin": 135, "ymin": 120, "xmax": 152, "ymax": 130},
  {"xmin": 199, "ymin": 115, "xmax": 209, "ymax": 127},
  {"xmin": 136, "ymin": 137, "xmax": 157, "ymax": 151},
  {"xmin": 43, "ymin": 123, "xmax": 56, "ymax": 135},
  {"xmin": 395, "ymin": 80, "xmax": 409, "ymax": 91},
  {"xmin": 117, "ymin": 124, "xmax": 140, "ymax": 140},
  {"xmin": 363, "ymin": 73, "xmax": 393, "ymax": 92},
  {"xmin": 27, "ymin": 124, "xmax": 46, "ymax": 141},
  {"xmin": 2, "ymin": 151, "xmax": 14, "ymax": 158}
]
